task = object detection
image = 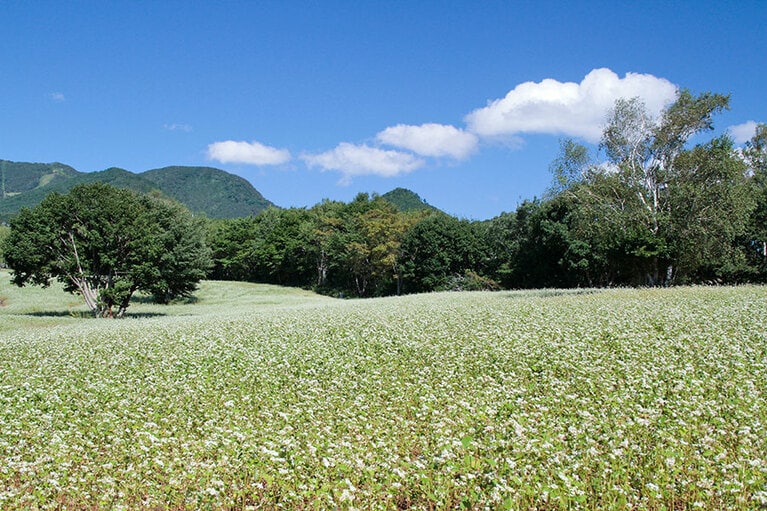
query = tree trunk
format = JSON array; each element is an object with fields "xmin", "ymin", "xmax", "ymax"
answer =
[
  {"xmin": 316, "ymin": 252, "xmax": 328, "ymax": 287},
  {"xmin": 72, "ymin": 277, "xmax": 100, "ymax": 316}
]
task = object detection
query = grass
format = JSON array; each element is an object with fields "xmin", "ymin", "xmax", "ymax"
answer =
[{"xmin": 1, "ymin": 270, "xmax": 766, "ymax": 509}]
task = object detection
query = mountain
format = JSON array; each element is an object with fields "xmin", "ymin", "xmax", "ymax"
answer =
[
  {"xmin": 1, "ymin": 160, "xmax": 80, "ymax": 198},
  {"xmin": 1, "ymin": 160, "xmax": 437, "ymax": 223},
  {"xmin": 141, "ymin": 166, "xmax": 273, "ymax": 218},
  {"xmin": 0, "ymin": 160, "xmax": 274, "ymax": 222},
  {"xmin": 381, "ymin": 187, "xmax": 437, "ymax": 213}
]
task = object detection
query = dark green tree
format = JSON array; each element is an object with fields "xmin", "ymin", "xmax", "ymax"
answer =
[
  {"xmin": 2, "ymin": 183, "xmax": 211, "ymax": 317},
  {"xmin": 742, "ymin": 123, "xmax": 767, "ymax": 279},
  {"xmin": 207, "ymin": 217, "xmax": 261, "ymax": 282},
  {"xmin": 399, "ymin": 213, "xmax": 483, "ymax": 293},
  {"xmin": 668, "ymin": 136, "xmax": 753, "ymax": 282},
  {"xmin": 249, "ymin": 207, "xmax": 316, "ymax": 287},
  {"xmin": 548, "ymin": 90, "xmax": 750, "ymax": 285},
  {"xmin": 486, "ymin": 199, "xmax": 596, "ymax": 288},
  {"xmin": 0, "ymin": 224, "xmax": 9, "ymax": 267}
]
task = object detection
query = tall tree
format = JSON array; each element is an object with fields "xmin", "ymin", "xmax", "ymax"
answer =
[
  {"xmin": 743, "ymin": 123, "xmax": 767, "ymax": 278},
  {"xmin": 2, "ymin": 183, "xmax": 210, "ymax": 317},
  {"xmin": 0, "ymin": 224, "xmax": 9, "ymax": 267},
  {"xmin": 550, "ymin": 90, "xmax": 747, "ymax": 285},
  {"xmin": 668, "ymin": 136, "xmax": 753, "ymax": 281},
  {"xmin": 399, "ymin": 213, "xmax": 483, "ymax": 293},
  {"xmin": 207, "ymin": 217, "xmax": 260, "ymax": 282}
]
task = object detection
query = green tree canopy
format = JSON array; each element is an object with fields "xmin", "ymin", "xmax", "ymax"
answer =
[
  {"xmin": 2, "ymin": 183, "xmax": 211, "ymax": 317},
  {"xmin": 549, "ymin": 90, "xmax": 752, "ymax": 285},
  {"xmin": 0, "ymin": 224, "xmax": 9, "ymax": 266},
  {"xmin": 399, "ymin": 213, "xmax": 483, "ymax": 293}
]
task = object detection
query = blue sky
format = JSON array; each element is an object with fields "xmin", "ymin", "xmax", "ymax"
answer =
[{"xmin": 2, "ymin": 1, "xmax": 765, "ymax": 220}]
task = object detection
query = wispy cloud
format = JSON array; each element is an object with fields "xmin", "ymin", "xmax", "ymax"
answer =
[
  {"xmin": 728, "ymin": 120, "xmax": 759, "ymax": 145},
  {"xmin": 207, "ymin": 140, "xmax": 291, "ymax": 165},
  {"xmin": 164, "ymin": 123, "xmax": 193, "ymax": 133},
  {"xmin": 376, "ymin": 123, "xmax": 478, "ymax": 159},
  {"xmin": 465, "ymin": 68, "xmax": 678, "ymax": 143},
  {"xmin": 301, "ymin": 143, "xmax": 424, "ymax": 184},
  {"xmin": 48, "ymin": 92, "xmax": 66, "ymax": 102}
]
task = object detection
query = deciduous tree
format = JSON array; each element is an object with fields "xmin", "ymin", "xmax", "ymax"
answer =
[{"xmin": 2, "ymin": 183, "xmax": 210, "ymax": 317}]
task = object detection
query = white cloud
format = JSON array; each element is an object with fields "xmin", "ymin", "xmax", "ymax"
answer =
[
  {"xmin": 376, "ymin": 123, "xmax": 478, "ymax": 159},
  {"xmin": 207, "ymin": 140, "xmax": 291, "ymax": 165},
  {"xmin": 164, "ymin": 123, "xmax": 193, "ymax": 133},
  {"xmin": 301, "ymin": 143, "xmax": 424, "ymax": 183},
  {"xmin": 465, "ymin": 68, "xmax": 678, "ymax": 143},
  {"xmin": 48, "ymin": 92, "xmax": 66, "ymax": 102},
  {"xmin": 729, "ymin": 120, "xmax": 758, "ymax": 145}
]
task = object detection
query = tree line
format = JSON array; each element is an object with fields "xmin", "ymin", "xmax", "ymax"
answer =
[{"xmin": 2, "ymin": 90, "xmax": 767, "ymax": 315}]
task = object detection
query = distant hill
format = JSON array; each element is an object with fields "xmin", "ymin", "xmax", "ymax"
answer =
[
  {"xmin": 0, "ymin": 160, "xmax": 274, "ymax": 222},
  {"xmin": 141, "ymin": 166, "xmax": 272, "ymax": 218},
  {"xmin": 0, "ymin": 166, "xmax": 158, "ymax": 221},
  {"xmin": 382, "ymin": 187, "xmax": 437, "ymax": 213},
  {"xmin": 1, "ymin": 160, "xmax": 438, "ymax": 223},
  {"xmin": 1, "ymin": 160, "xmax": 80, "ymax": 197}
]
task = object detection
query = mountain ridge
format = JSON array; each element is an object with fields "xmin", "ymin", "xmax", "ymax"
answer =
[
  {"xmin": 0, "ymin": 160, "xmax": 274, "ymax": 221},
  {"xmin": 0, "ymin": 159, "xmax": 437, "ymax": 222}
]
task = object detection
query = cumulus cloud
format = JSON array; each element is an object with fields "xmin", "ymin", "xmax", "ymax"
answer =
[
  {"xmin": 729, "ymin": 120, "xmax": 759, "ymax": 145},
  {"xmin": 376, "ymin": 123, "xmax": 478, "ymax": 159},
  {"xmin": 207, "ymin": 140, "xmax": 291, "ymax": 165},
  {"xmin": 302, "ymin": 143, "xmax": 424, "ymax": 183},
  {"xmin": 465, "ymin": 68, "xmax": 678, "ymax": 143}
]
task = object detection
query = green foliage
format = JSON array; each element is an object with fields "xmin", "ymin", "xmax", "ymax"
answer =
[
  {"xmin": 0, "ymin": 162, "xmax": 274, "ymax": 222},
  {"xmin": 542, "ymin": 90, "xmax": 753, "ymax": 286},
  {"xmin": 140, "ymin": 166, "xmax": 274, "ymax": 218},
  {"xmin": 381, "ymin": 187, "xmax": 438, "ymax": 213},
  {"xmin": 0, "ymin": 225, "xmax": 8, "ymax": 267},
  {"xmin": 484, "ymin": 199, "xmax": 597, "ymax": 288},
  {"xmin": 2, "ymin": 183, "xmax": 210, "ymax": 317},
  {"xmin": 439, "ymin": 269, "xmax": 501, "ymax": 291},
  {"xmin": 669, "ymin": 136, "xmax": 754, "ymax": 281},
  {"xmin": 399, "ymin": 213, "xmax": 484, "ymax": 293},
  {"xmin": 207, "ymin": 195, "xmax": 425, "ymax": 297},
  {"xmin": 0, "ymin": 160, "xmax": 80, "ymax": 198},
  {"xmin": 739, "ymin": 123, "xmax": 767, "ymax": 281},
  {"xmin": 208, "ymin": 207, "xmax": 316, "ymax": 287},
  {"xmin": 548, "ymin": 139, "xmax": 591, "ymax": 194}
]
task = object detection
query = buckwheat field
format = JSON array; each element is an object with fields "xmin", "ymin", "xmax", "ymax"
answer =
[{"xmin": 1, "ymin": 272, "xmax": 766, "ymax": 510}]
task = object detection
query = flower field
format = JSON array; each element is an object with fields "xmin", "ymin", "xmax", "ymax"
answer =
[{"xmin": 1, "ymin": 274, "xmax": 766, "ymax": 509}]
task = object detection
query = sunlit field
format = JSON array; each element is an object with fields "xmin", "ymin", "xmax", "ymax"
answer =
[{"xmin": 1, "ymin": 270, "xmax": 766, "ymax": 510}]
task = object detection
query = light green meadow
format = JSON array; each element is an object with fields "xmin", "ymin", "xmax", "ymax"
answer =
[{"xmin": 1, "ymin": 270, "xmax": 766, "ymax": 510}]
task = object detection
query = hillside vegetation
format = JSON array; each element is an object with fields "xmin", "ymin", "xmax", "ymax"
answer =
[
  {"xmin": 0, "ymin": 160, "xmax": 274, "ymax": 221},
  {"xmin": 381, "ymin": 187, "xmax": 437, "ymax": 213},
  {"xmin": 0, "ymin": 159, "xmax": 428, "ymax": 223},
  {"xmin": 0, "ymin": 160, "xmax": 79, "ymax": 197},
  {"xmin": 141, "ymin": 166, "xmax": 273, "ymax": 219},
  {"xmin": 1, "ymin": 273, "xmax": 766, "ymax": 509}
]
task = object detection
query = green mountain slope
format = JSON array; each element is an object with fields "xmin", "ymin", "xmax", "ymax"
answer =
[
  {"xmin": 0, "ymin": 161, "xmax": 275, "ymax": 222},
  {"xmin": 141, "ymin": 166, "xmax": 273, "ymax": 218},
  {"xmin": 0, "ymin": 167, "xmax": 158, "ymax": 222},
  {"xmin": 0, "ymin": 160, "xmax": 80, "ymax": 198},
  {"xmin": 381, "ymin": 187, "xmax": 437, "ymax": 213}
]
